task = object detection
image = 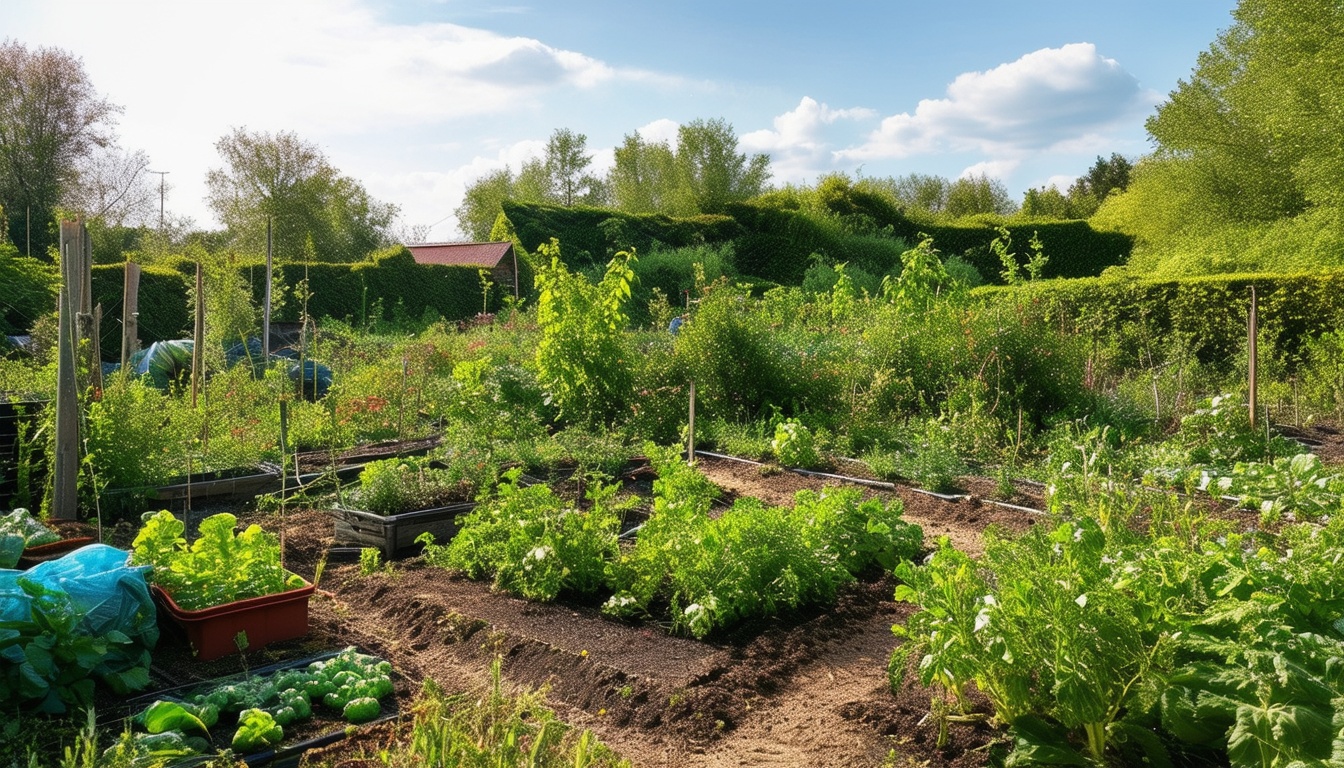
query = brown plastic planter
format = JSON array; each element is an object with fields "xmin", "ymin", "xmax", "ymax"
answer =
[
  {"xmin": 17, "ymin": 537, "xmax": 95, "ymax": 569},
  {"xmin": 152, "ymin": 578, "xmax": 315, "ymax": 661},
  {"xmin": 331, "ymin": 503, "xmax": 473, "ymax": 558}
]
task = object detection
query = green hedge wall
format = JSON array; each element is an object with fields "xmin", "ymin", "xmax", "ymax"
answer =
[
  {"xmin": 90, "ymin": 263, "xmax": 193, "ymax": 356},
  {"xmin": 251, "ymin": 247, "xmax": 491, "ymax": 325},
  {"xmin": 501, "ymin": 201, "xmax": 742, "ymax": 268},
  {"xmin": 0, "ymin": 248, "xmax": 58, "ymax": 335},
  {"xmin": 976, "ymin": 270, "xmax": 1344, "ymax": 370},
  {"xmin": 909, "ymin": 219, "xmax": 1133, "ymax": 282}
]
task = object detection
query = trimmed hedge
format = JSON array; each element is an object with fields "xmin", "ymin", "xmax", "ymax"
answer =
[
  {"xmin": 0, "ymin": 247, "xmax": 58, "ymax": 335},
  {"xmin": 90, "ymin": 263, "xmax": 193, "ymax": 357},
  {"xmin": 252, "ymin": 247, "xmax": 491, "ymax": 325},
  {"xmin": 68, "ymin": 247, "xmax": 497, "ymax": 353},
  {"xmin": 910, "ymin": 219, "xmax": 1132, "ymax": 282},
  {"xmin": 975, "ymin": 270, "xmax": 1344, "ymax": 370},
  {"xmin": 501, "ymin": 201, "xmax": 742, "ymax": 268}
]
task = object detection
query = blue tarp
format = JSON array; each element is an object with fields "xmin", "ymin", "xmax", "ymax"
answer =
[{"xmin": 1, "ymin": 544, "xmax": 158, "ymax": 711}]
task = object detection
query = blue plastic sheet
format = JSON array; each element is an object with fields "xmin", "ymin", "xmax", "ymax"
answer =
[{"xmin": 1, "ymin": 544, "xmax": 158, "ymax": 712}]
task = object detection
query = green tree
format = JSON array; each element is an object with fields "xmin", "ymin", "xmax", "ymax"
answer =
[
  {"xmin": 1021, "ymin": 186, "xmax": 1075, "ymax": 219},
  {"xmin": 205, "ymin": 127, "xmax": 397, "ymax": 262},
  {"xmin": 608, "ymin": 132, "xmax": 680, "ymax": 214},
  {"xmin": 674, "ymin": 118, "xmax": 771, "ymax": 214},
  {"xmin": 1069, "ymin": 154, "xmax": 1133, "ymax": 212},
  {"xmin": 455, "ymin": 168, "xmax": 514, "ymax": 242},
  {"xmin": 1144, "ymin": 1, "xmax": 1333, "ymax": 222},
  {"xmin": 880, "ymin": 173, "xmax": 953, "ymax": 216},
  {"xmin": 544, "ymin": 128, "xmax": 606, "ymax": 207},
  {"xmin": 0, "ymin": 40, "xmax": 119, "ymax": 258},
  {"xmin": 943, "ymin": 174, "xmax": 1016, "ymax": 218}
]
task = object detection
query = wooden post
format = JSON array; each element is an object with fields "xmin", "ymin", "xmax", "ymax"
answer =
[
  {"xmin": 687, "ymin": 380, "xmax": 696, "ymax": 463},
  {"xmin": 121, "ymin": 262, "xmax": 141, "ymax": 371},
  {"xmin": 1248, "ymin": 286, "xmax": 1258, "ymax": 429},
  {"xmin": 263, "ymin": 218, "xmax": 273, "ymax": 360},
  {"xmin": 192, "ymin": 262, "xmax": 204, "ymax": 408},
  {"xmin": 76, "ymin": 227, "xmax": 104, "ymax": 394},
  {"xmin": 52, "ymin": 221, "xmax": 84, "ymax": 520}
]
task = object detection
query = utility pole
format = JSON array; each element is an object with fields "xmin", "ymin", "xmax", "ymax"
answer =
[{"xmin": 147, "ymin": 170, "xmax": 169, "ymax": 232}]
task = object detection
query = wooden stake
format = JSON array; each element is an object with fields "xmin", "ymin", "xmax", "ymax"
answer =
[
  {"xmin": 121, "ymin": 262, "xmax": 141, "ymax": 371},
  {"xmin": 687, "ymin": 380, "xmax": 696, "ymax": 463},
  {"xmin": 1248, "ymin": 286, "xmax": 1258, "ymax": 429},
  {"xmin": 52, "ymin": 221, "xmax": 85, "ymax": 520},
  {"xmin": 192, "ymin": 262, "xmax": 205, "ymax": 408}
]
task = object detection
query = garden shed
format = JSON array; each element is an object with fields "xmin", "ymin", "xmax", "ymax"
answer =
[{"xmin": 405, "ymin": 241, "xmax": 519, "ymax": 297}]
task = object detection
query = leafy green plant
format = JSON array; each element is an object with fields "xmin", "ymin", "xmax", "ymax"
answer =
[
  {"xmin": 0, "ymin": 507, "xmax": 59, "ymax": 568},
  {"xmin": 422, "ymin": 469, "xmax": 629, "ymax": 601},
  {"xmin": 892, "ymin": 519, "xmax": 1172, "ymax": 763},
  {"xmin": 770, "ymin": 420, "xmax": 820, "ymax": 468},
  {"xmin": 130, "ymin": 511, "xmax": 304, "ymax": 610},
  {"xmin": 533, "ymin": 239, "xmax": 637, "ymax": 425},
  {"xmin": 1207, "ymin": 452, "xmax": 1341, "ymax": 522},
  {"xmin": 350, "ymin": 455, "xmax": 485, "ymax": 516},
  {"xmin": 358, "ymin": 547, "xmax": 382, "ymax": 576},
  {"xmin": 607, "ymin": 447, "xmax": 920, "ymax": 638}
]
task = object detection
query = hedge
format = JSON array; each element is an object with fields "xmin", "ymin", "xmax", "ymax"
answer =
[
  {"xmin": 77, "ymin": 248, "xmax": 495, "ymax": 353},
  {"xmin": 0, "ymin": 248, "xmax": 58, "ymax": 335},
  {"xmin": 909, "ymin": 219, "xmax": 1133, "ymax": 282},
  {"xmin": 975, "ymin": 270, "xmax": 1344, "ymax": 370},
  {"xmin": 501, "ymin": 201, "xmax": 742, "ymax": 269},
  {"xmin": 89, "ymin": 264, "xmax": 192, "ymax": 358}
]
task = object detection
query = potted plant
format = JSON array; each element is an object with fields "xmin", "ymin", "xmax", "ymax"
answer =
[
  {"xmin": 331, "ymin": 453, "xmax": 494, "ymax": 557},
  {"xmin": 130, "ymin": 510, "xmax": 313, "ymax": 660}
]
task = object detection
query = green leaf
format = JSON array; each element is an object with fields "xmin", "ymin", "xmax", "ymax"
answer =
[
  {"xmin": 1005, "ymin": 715, "xmax": 1091, "ymax": 767},
  {"xmin": 141, "ymin": 700, "xmax": 209, "ymax": 735}
]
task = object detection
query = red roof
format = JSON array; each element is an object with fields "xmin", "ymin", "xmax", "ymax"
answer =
[{"xmin": 406, "ymin": 241, "xmax": 514, "ymax": 268}]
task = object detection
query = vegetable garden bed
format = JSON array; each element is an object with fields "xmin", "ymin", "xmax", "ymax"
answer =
[{"xmin": 329, "ymin": 502, "xmax": 473, "ymax": 558}]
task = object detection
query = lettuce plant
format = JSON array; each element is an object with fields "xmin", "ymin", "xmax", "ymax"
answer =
[{"xmin": 131, "ymin": 511, "xmax": 304, "ymax": 610}]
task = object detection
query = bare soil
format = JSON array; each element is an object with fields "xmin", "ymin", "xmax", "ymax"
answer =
[
  {"xmin": 122, "ymin": 456, "xmax": 1042, "ymax": 768},
  {"xmin": 99, "ymin": 445, "xmax": 1294, "ymax": 767}
]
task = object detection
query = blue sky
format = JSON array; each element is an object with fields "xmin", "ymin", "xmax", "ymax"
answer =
[{"xmin": 3, "ymin": 0, "xmax": 1238, "ymax": 241}]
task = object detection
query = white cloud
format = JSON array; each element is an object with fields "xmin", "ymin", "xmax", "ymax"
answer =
[
  {"xmin": 959, "ymin": 159, "xmax": 1021, "ymax": 180},
  {"xmin": 636, "ymin": 119, "xmax": 681, "ymax": 147},
  {"xmin": 838, "ymin": 43, "xmax": 1151, "ymax": 163},
  {"xmin": 3, "ymin": 0, "xmax": 650, "ymax": 229},
  {"xmin": 1042, "ymin": 173, "xmax": 1078, "ymax": 191},
  {"xmin": 740, "ymin": 97, "xmax": 875, "ymax": 183}
]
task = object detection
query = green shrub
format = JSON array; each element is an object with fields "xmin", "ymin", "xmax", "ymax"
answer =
[{"xmin": 423, "ymin": 469, "xmax": 627, "ymax": 601}]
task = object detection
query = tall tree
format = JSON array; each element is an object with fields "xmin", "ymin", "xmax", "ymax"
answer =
[
  {"xmin": 1070, "ymin": 153, "xmax": 1133, "ymax": 207},
  {"xmin": 205, "ymin": 128, "xmax": 396, "ymax": 262},
  {"xmin": 1143, "ymin": 0, "xmax": 1344, "ymax": 221},
  {"xmin": 544, "ymin": 128, "xmax": 605, "ymax": 207},
  {"xmin": 455, "ymin": 168, "xmax": 514, "ymax": 242},
  {"xmin": 881, "ymin": 173, "xmax": 953, "ymax": 216},
  {"xmin": 944, "ymin": 174, "xmax": 1017, "ymax": 218},
  {"xmin": 0, "ymin": 39, "xmax": 119, "ymax": 258},
  {"xmin": 1021, "ymin": 185, "xmax": 1076, "ymax": 219},
  {"xmin": 674, "ymin": 118, "xmax": 771, "ymax": 214},
  {"xmin": 608, "ymin": 132, "xmax": 679, "ymax": 214},
  {"xmin": 64, "ymin": 145, "xmax": 157, "ymax": 228}
]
